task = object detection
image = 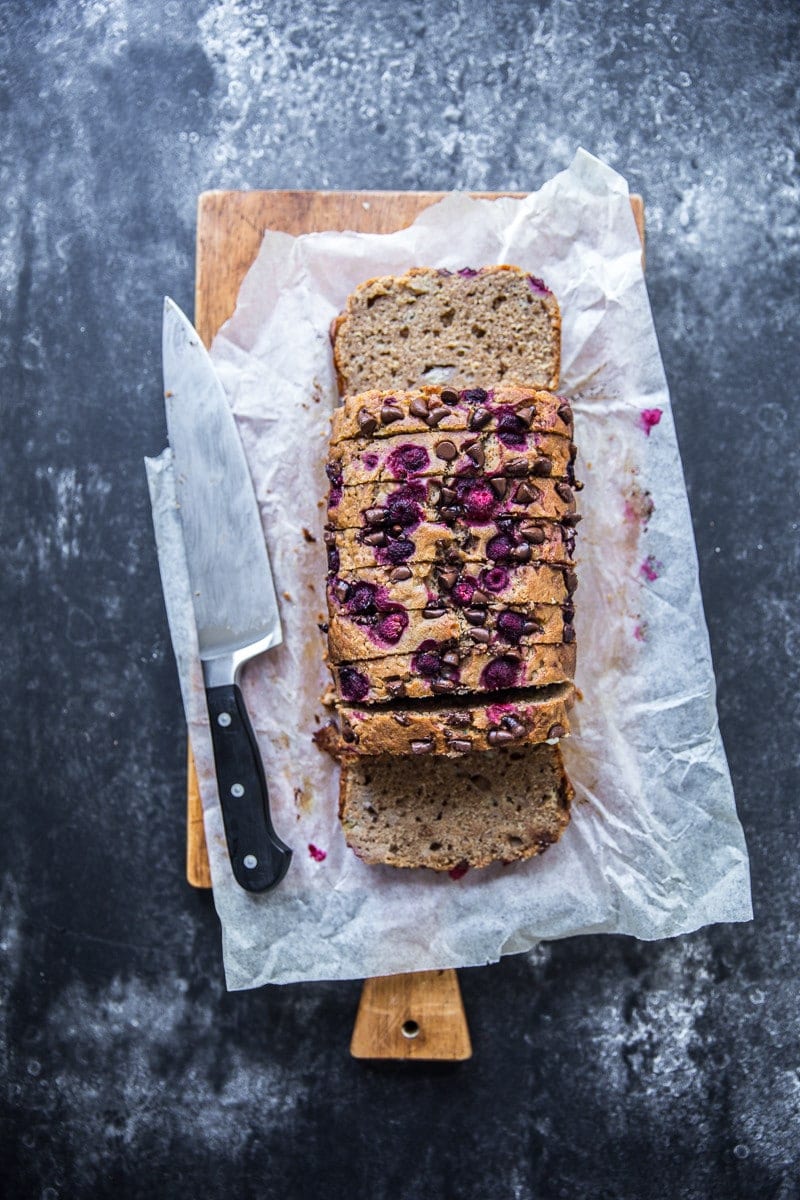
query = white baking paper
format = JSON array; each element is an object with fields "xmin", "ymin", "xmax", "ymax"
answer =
[{"xmin": 146, "ymin": 149, "xmax": 751, "ymax": 989}]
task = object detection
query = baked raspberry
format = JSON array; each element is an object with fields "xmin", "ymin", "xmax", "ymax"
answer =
[
  {"xmin": 451, "ymin": 577, "xmax": 476, "ymax": 607},
  {"xmin": 375, "ymin": 609, "xmax": 408, "ymax": 645},
  {"xmin": 495, "ymin": 408, "xmax": 528, "ymax": 449},
  {"xmin": 386, "ymin": 443, "xmax": 430, "ymax": 478},
  {"xmin": 480, "ymin": 656, "xmax": 521, "ymax": 691},
  {"xmin": 348, "ymin": 583, "xmax": 377, "ymax": 615},
  {"xmin": 479, "ymin": 566, "xmax": 509, "ymax": 593},
  {"xmin": 339, "ymin": 667, "xmax": 369, "ymax": 701},
  {"xmin": 487, "ymin": 534, "xmax": 514, "ymax": 563},
  {"xmin": 411, "ymin": 640, "xmax": 443, "ymax": 677},
  {"xmin": 382, "ymin": 538, "xmax": 415, "ymax": 564},
  {"xmin": 496, "ymin": 610, "xmax": 526, "ymax": 645},
  {"xmin": 325, "ymin": 461, "xmax": 343, "ymax": 505}
]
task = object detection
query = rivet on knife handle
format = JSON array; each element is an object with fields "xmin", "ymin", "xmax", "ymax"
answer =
[{"xmin": 206, "ymin": 684, "xmax": 292, "ymax": 893}]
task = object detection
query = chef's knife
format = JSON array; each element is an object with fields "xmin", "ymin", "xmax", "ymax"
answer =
[{"xmin": 162, "ymin": 297, "xmax": 292, "ymax": 893}]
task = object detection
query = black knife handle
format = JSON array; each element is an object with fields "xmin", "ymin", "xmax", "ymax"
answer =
[{"xmin": 206, "ymin": 683, "xmax": 292, "ymax": 893}]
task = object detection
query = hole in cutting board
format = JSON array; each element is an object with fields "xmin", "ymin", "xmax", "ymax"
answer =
[{"xmin": 401, "ymin": 1019, "xmax": 420, "ymax": 1039}]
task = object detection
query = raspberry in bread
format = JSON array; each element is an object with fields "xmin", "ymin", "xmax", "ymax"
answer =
[
  {"xmin": 328, "ymin": 600, "xmax": 573, "ymax": 662},
  {"xmin": 327, "ymin": 474, "xmax": 577, "ymax": 532},
  {"xmin": 331, "ymin": 268, "xmax": 562, "ymax": 396},
  {"xmin": 328, "ymin": 428, "xmax": 575, "ymax": 489},
  {"xmin": 332, "ymin": 641, "xmax": 577, "ymax": 704},
  {"xmin": 338, "ymin": 741, "xmax": 573, "ymax": 870},
  {"xmin": 325, "ymin": 518, "xmax": 577, "ymax": 574},
  {"xmin": 327, "ymin": 561, "xmax": 577, "ymax": 616},
  {"xmin": 330, "ymin": 385, "xmax": 571, "ymax": 445},
  {"xmin": 324, "ymin": 681, "xmax": 575, "ymax": 759}
]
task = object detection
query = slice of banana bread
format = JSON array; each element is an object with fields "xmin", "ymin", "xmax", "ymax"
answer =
[
  {"xmin": 328, "ymin": 601, "xmax": 572, "ymax": 663},
  {"xmin": 330, "ymin": 384, "xmax": 571, "ymax": 444},
  {"xmin": 325, "ymin": 681, "xmax": 575, "ymax": 759},
  {"xmin": 332, "ymin": 641, "xmax": 577, "ymax": 704},
  {"xmin": 327, "ymin": 561, "xmax": 577, "ymax": 614},
  {"xmin": 325, "ymin": 518, "xmax": 577, "ymax": 574},
  {"xmin": 339, "ymin": 741, "xmax": 573, "ymax": 869},
  {"xmin": 328, "ymin": 428, "xmax": 574, "ymax": 488},
  {"xmin": 331, "ymin": 267, "xmax": 561, "ymax": 396}
]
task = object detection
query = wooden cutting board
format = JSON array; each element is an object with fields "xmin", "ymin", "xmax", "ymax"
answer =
[{"xmin": 188, "ymin": 188, "xmax": 645, "ymax": 1059}]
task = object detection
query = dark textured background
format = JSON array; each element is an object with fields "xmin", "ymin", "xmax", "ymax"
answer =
[{"xmin": 1, "ymin": 2, "xmax": 798, "ymax": 1197}]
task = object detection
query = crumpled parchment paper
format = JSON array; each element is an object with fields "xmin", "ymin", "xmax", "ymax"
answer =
[{"xmin": 146, "ymin": 149, "xmax": 751, "ymax": 989}]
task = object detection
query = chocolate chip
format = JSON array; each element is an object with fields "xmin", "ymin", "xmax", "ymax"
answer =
[
  {"xmin": 409, "ymin": 397, "xmax": 430, "ymax": 419},
  {"xmin": 506, "ymin": 458, "xmax": 529, "ymax": 477},
  {"xmin": 489, "ymin": 477, "xmax": 508, "ymax": 498},
  {"xmin": 411, "ymin": 738, "xmax": 434, "ymax": 754},
  {"xmin": 464, "ymin": 606, "xmax": 487, "ymax": 626},
  {"xmin": 435, "ymin": 439, "xmax": 458, "ymax": 461},
  {"xmin": 516, "ymin": 405, "xmax": 536, "ymax": 427},
  {"xmin": 547, "ymin": 723, "xmax": 566, "ymax": 740},
  {"xmin": 469, "ymin": 627, "xmax": 492, "ymax": 644},
  {"xmin": 393, "ymin": 713, "xmax": 411, "ymax": 726},
  {"xmin": 564, "ymin": 569, "xmax": 578, "ymax": 594},
  {"xmin": 501, "ymin": 715, "xmax": 527, "ymax": 738},
  {"xmin": 563, "ymin": 623, "xmax": 576, "ymax": 643},
  {"xmin": 563, "ymin": 603, "xmax": 575, "ymax": 623},
  {"xmin": 440, "ymin": 389, "xmax": 459, "ymax": 405},
  {"xmin": 439, "ymin": 486, "xmax": 457, "ymax": 504},
  {"xmin": 363, "ymin": 530, "xmax": 387, "ymax": 546},
  {"xmin": 333, "ymin": 580, "xmax": 350, "ymax": 603},
  {"xmin": 445, "ymin": 711, "xmax": 472, "ymax": 728},
  {"xmin": 441, "ymin": 651, "xmax": 461, "ymax": 667},
  {"xmin": 431, "ymin": 679, "xmax": 457, "ymax": 693},
  {"xmin": 440, "ymin": 506, "xmax": 461, "ymax": 523},
  {"xmin": 523, "ymin": 620, "xmax": 542, "ymax": 635},
  {"xmin": 385, "ymin": 678, "xmax": 406, "ymax": 697},
  {"xmin": 438, "ymin": 568, "xmax": 459, "ymax": 590},
  {"xmin": 342, "ymin": 727, "xmax": 356, "ymax": 743},
  {"xmin": 323, "ymin": 530, "xmax": 337, "ymax": 545},
  {"xmin": 466, "ymin": 443, "xmax": 485, "ymax": 468},
  {"xmin": 380, "ymin": 404, "xmax": 403, "ymax": 425},
  {"xmin": 520, "ymin": 524, "xmax": 546, "ymax": 544},
  {"xmin": 423, "ymin": 604, "xmax": 446, "ymax": 619},
  {"xmin": 447, "ymin": 738, "xmax": 473, "ymax": 753},
  {"xmin": 511, "ymin": 542, "xmax": 532, "ymax": 563},
  {"xmin": 469, "ymin": 407, "xmax": 491, "ymax": 430},
  {"xmin": 427, "ymin": 482, "xmax": 442, "ymax": 505},
  {"xmin": 514, "ymin": 482, "xmax": 539, "ymax": 505},
  {"xmin": 364, "ymin": 507, "xmax": 385, "ymax": 525},
  {"xmin": 556, "ymin": 482, "xmax": 574, "ymax": 503},
  {"xmin": 531, "ymin": 456, "xmax": 552, "ymax": 477},
  {"xmin": 557, "ymin": 403, "xmax": 573, "ymax": 425},
  {"xmin": 390, "ymin": 566, "xmax": 412, "ymax": 581},
  {"xmin": 358, "ymin": 408, "xmax": 379, "ymax": 435},
  {"xmin": 562, "ymin": 513, "xmax": 582, "ymax": 527},
  {"xmin": 488, "ymin": 729, "xmax": 515, "ymax": 746},
  {"xmin": 426, "ymin": 407, "xmax": 448, "ymax": 427}
]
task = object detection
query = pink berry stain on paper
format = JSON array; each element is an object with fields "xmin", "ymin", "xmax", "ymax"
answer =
[
  {"xmin": 638, "ymin": 408, "xmax": 663, "ymax": 436},
  {"xmin": 640, "ymin": 555, "xmax": 662, "ymax": 582},
  {"xmin": 449, "ymin": 864, "xmax": 469, "ymax": 881},
  {"xmin": 308, "ymin": 844, "xmax": 327, "ymax": 863}
]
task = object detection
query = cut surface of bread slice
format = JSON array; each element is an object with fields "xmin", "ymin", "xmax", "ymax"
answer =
[
  {"xmin": 339, "ymin": 741, "xmax": 573, "ymax": 869},
  {"xmin": 330, "ymin": 384, "xmax": 571, "ymax": 444},
  {"xmin": 331, "ymin": 267, "xmax": 562, "ymax": 396},
  {"xmin": 332, "ymin": 641, "xmax": 577, "ymax": 704},
  {"xmin": 325, "ymin": 681, "xmax": 575, "ymax": 759}
]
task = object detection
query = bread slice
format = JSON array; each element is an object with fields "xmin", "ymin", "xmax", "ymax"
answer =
[
  {"xmin": 328, "ymin": 428, "xmax": 574, "ymax": 488},
  {"xmin": 332, "ymin": 641, "xmax": 577, "ymax": 704},
  {"xmin": 328, "ymin": 601, "xmax": 572, "ymax": 663},
  {"xmin": 326, "ymin": 681, "xmax": 575, "ymax": 759},
  {"xmin": 330, "ymin": 384, "xmax": 571, "ymax": 445},
  {"xmin": 327, "ymin": 561, "xmax": 577, "ymax": 614},
  {"xmin": 325, "ymin": 517, "xmax": 577, "ymax": 574},
  {"xmin": 331, "ymin": 267, "xmax": 562, "ymax": 396},
  {"xmin": 339, "ymin": 741, "xmax": 573, "ymax": 869}
]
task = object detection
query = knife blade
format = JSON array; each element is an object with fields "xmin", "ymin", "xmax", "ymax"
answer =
[{"xmin": 162, "ymin": 296, "xmax": 292, "ymax": 893}]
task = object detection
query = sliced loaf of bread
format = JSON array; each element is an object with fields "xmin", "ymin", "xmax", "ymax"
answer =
[
  {"xmin": 331, "ymin": 267, "xmax": 562, "ymax": 396},
  {"xmin": 339, "ymin": 741, "xmax": 573, "ymax": 870}
]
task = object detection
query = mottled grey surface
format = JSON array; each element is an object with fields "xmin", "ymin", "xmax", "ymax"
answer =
[{"xmin": 1, "ymin": 1, "xmax": 798, "ymax": 1197}]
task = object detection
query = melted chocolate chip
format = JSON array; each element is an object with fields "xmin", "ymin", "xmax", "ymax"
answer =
[
  {"xmin": 440, "ymin": 388, "xmax": 460, "ymax": 405},
  {"xmin": 563, "ymin": 624, "xmax": 576, "ymax": 644},
  {"xmin": 514, "ymin": 482, "xmax": 539, "ymax": 505},
  {"xmin": 564, "ymin": 569, "xmax": 578, "ymax": 594},
  {"xmin": 385, "ymin": 678, "xmax": 406, "ymax": 697},
  {"xmin": 363, "ymin": 530, "xmax": 387, "ymax": 547},
  {"xmin": 380, "ymin": 404, "xmax": 403, "ymax": 425},
  {"xmin": 469, "ymin": 627, "xmax": 492, "ymax": 644},
  {"xmin": 435, "ymin": 439, "xmax": 458, "ymax": 461},
  {"xmin": 464, "ymin": 606, "xmax": 487, "ymax": 626},
  {"xmin": 531, "ymin": 456, "xmax": 552, "ymax": 477},
  {"xmin": 445, "ymin": 711, "xmax": 472, "ymax": 728},
  {"xmin": 469, "ymin": 406, "xmax": 491, "ymax": 430},
  {"xmin": 447, "ymin": 738, "xmax": 473, "ymax": 753},
  {"xmin": 333, "ymin": 580, "xmax": 349, "ymax": 603},
  {"xmin": 423, "ymin": 604, "xmax": 446, "ymax": 619},
  {"xmin": 441, "ymin": 651, "xmax": 460, "ymax": 667},
  {"xmin": 511, "ymin": 542, "xmax": 532, "ymax": 563},
  {"xmin": 431, "ymin": 679, "xmax": 457, "ymax": 693},
  {"xmin": 392, "ymin": 713, "xmax": 411, "ymax": 726},
  {"xmin": 358, "ymin": 409, "xmax": 378, "ymax": 435},
  {"xmin": 547, "ymin": 723, "xmax": 566, "ymax": 740},
  {"xmin": 364, "ymin": 507, "xmax": 385, "ymax": 525},
  {"xmin": 557, "ymin": 403, "xmax": 573, "ymax": 426},
  {"xmin": 516, "ymin": 405, "xmax": 536, "ymax": 427},
  {"xmin": 506, "ymin": 458, "xmax": 529, "ymax": 477},
  {"xmin": 409, "ymin": 397, "xmax": 430, "ymax": 419},
  {"xmin": 390, "ymin": 565, "xmax": 412, "ymax": 581},
  {"xmin": 438, "ymin": 568, "xmax": 459, "ymax": 591},
  {"xmin": 489, "ymin": 477, "xmax": 508, "ymax": 498},
  {"xmin": 466, "ymin": 442, "xmax": 485, "ymax": 468},
  {"xmin": 520, "ymin": 524, "xmax": 546, "ymax": 545},
  {"xmin": 426, "ymin": 407, "xmax": 448, "ymax": 427},
  {"xmin": 410, "ymin": 738, "xmax": 434, "ymax": 754},
  {"xmin": 501, "ymin": 715, "xmax": 527, "ymax": 738},
  {"xmin": 556, "ymin": 482, "xmax": 574, "ymax": 503},
  {"xmin": 563, "ymin": 512, "xmax": 582, "ymax": 527},
  {"xmin": 488, "ymin": 729, "xmax": 515, "ymax": 746}
]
